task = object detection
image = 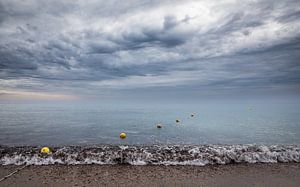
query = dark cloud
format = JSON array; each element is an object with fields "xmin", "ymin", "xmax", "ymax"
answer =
[
  {"xmin": 163, "ymin": 15, "xmax": 178, "ymax": 30},
  {"xmin": 121, "ymin": 28, "xmax": 187, "ymax": 48},
  {"xmin": 0, "ymin": 0, "xmax": 299, "ymax": 99}
]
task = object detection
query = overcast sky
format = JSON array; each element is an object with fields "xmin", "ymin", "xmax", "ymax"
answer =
[{"xmin": 0, "ymin": 0, "xmax": 299, "ymax": 101}]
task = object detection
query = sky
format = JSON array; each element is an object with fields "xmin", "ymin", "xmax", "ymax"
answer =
[{"xmin": 0, "ymin": 0, "xmax": 300, "ymax": 101}]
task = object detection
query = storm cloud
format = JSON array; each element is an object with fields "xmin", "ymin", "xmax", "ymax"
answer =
[{"xmin": 0, "ymin": 0, "xmax": 300, "ymax": 99}]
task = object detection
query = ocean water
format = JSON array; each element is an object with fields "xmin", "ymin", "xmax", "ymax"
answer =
[
  {"xmin": 1, "ymin": 100, "xmax": 300, "ymax": 146},
  {"xmin": 1, "ymin": 99, "xmax": 300, "ymax": 165}
]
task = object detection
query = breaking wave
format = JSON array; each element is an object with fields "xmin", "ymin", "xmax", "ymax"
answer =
[{"xmin": 1, "ymin": 144, "xmax": 299, "ymax": 166}]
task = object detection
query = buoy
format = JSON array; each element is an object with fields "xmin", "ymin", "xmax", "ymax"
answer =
[
  {"xmin": 120, "ymin": 132, "xmax": 126, "ymax": 139},
  {"xmin": 156, "ymin": 123, "xmax": 162, "ymax": 129},
  {"xmin": 176, "ymin": 119, "xmax": 180, "ymax": 123},
  {"xmin": 191, "ymin": 113, "xmax": 195, "ymax": 117},
  {"xmin": 40, "ymin": 147, "xmax": 50, "ymax": 154}
]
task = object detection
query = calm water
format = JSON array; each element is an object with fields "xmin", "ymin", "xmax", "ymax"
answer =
[{"xmin": 0, "ymin": 100, "xmax": 300, "ymax": 146}]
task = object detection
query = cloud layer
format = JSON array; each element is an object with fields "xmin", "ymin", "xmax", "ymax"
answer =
[{"xmin": 0, "ymin": 0, "xmax": 300, "ymax": 99}]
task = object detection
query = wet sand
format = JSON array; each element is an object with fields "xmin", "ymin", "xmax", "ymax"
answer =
[{"xmin": 0, "ymin": 163, "xmax": 299, "ymax": 187}]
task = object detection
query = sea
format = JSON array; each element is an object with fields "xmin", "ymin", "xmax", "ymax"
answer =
[{"xmin": 1, "ymin": 99, "xmax": 300, "ymax": 165}]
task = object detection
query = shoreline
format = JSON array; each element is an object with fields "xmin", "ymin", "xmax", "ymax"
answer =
[
  {"xmin": 1, "ymin": 144, "xmax": 299, "ymax": 165},
  {"xmin": 1, "ymin": 163, "xmax": 300, "ymax": 186}
]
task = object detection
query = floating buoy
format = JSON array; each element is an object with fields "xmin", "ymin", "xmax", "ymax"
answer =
[
  {"xmin": 40, "ymin": 147, "xmax": 50, "ymax": 154},
  {"xmin": 156, "ymin": 123, "xmax": 162, "ymax": 129},
  {"xmin": 120, "ymin": 132, "xmax": 127, "ymax": 139},
  {"xmin": 191, "ymin": 113, "xmax": 195, "ymax": 117},
  {"xmin": 176, "ymin": 119, "xmax": 180, "ymax": 123}
]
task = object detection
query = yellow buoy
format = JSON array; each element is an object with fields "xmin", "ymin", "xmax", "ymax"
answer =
[
  {"xmin": 156, "ymin": 123, "xmax": 162, "ymax": 129},
  {"xmin": 40, "ymin": 147, "xmax": 50, "ymax": 154},
  {"xmin": 176, "ymin": 119, "xmax": 180, "ymax": 123},
  {"xmin": 120, "ymin": 132, "xmax": 127, "ymax": 139}
]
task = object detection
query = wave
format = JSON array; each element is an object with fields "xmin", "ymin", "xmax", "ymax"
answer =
[{"xmin": 1, "ymin": 144, "xmax": 299, "ymax": 166}]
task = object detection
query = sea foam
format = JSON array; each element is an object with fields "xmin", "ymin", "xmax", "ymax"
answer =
[{"xmin": 1, "ymin": 144, "xmax": 299, "ymax": 166}]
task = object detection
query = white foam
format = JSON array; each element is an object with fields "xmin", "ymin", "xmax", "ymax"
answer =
[{"xmin": 1, "ymin": 144, "xmax": 299, "ymax": 166}]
